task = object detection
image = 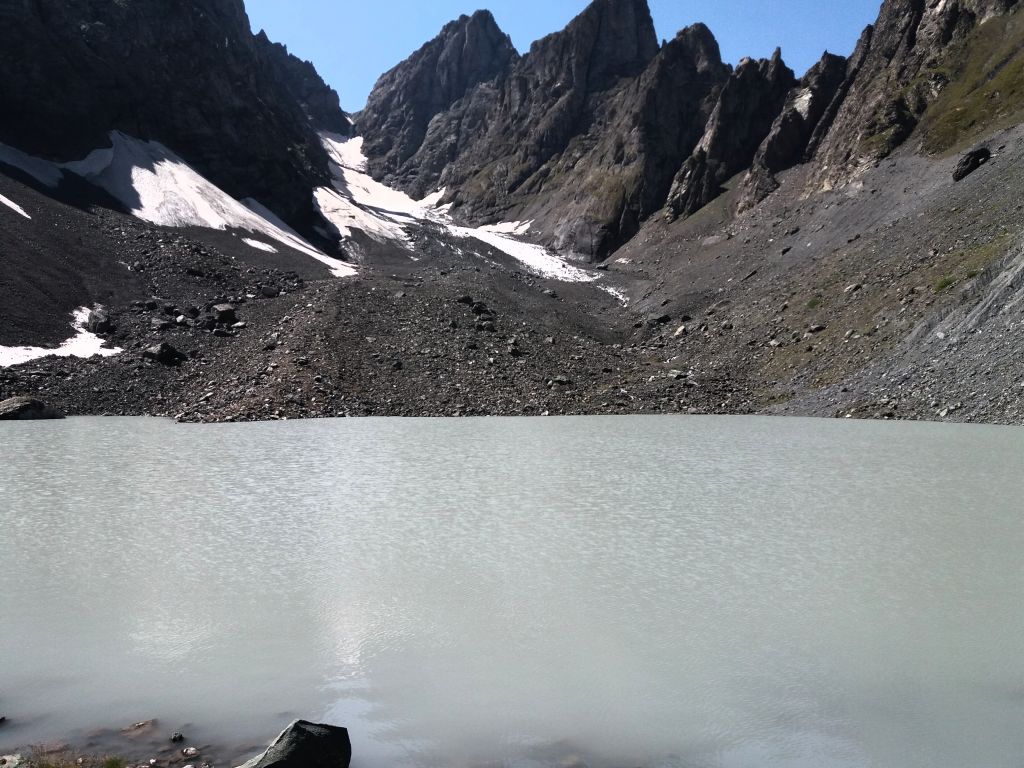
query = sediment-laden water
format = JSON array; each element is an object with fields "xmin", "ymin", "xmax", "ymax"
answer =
[{"xmin": 1, "ymin": 416, "xmax": 1022, "ymax": 768}]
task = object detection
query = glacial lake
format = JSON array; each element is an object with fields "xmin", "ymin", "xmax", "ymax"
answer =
[{"xmin": 1, "ymin": 416, "xmax": 1023, "ymax": 768}]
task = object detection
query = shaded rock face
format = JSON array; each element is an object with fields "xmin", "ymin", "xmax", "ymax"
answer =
[
  {"xmin": 953, "ymin": 146, "xmax": 992, "ymax": 180},
  {"xmin": 806, "ymin": 0, "xmax": 1021, "ymax": 191},
  {"xmin": 238, "ymin": 721, "xmax": 351, "ymax": 768},
  {"xmin": 666, "ymin": 50, "xmax": 797, "ymax": 219},
  {"xmin": 738, "ymin": 52, "xmax": 849, "ymax": 211},
  {"xmin": 357, "ymin": 10, "xmax": 518, "ymax": 188},
  {"xmin": 0, "ymin": 397, "xmax": 64, "ymax": 420},
  {"xmin": 495, "ymin": 23, "xmax": 729, "ymax": 257},
  {"xmin": 255, "ymin": 32, "xmax": 350, "ymax": 135},
  {"xmin": 0, "ymin": 0, "xmax": 338, "ymax": 228}
]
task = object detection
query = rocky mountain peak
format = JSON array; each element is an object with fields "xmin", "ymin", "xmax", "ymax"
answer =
[
  {"xmin": 254, "ymin": 31, "xmax": 350, "ymax": 136},
  {"xmin": 524, "ymin": 0, "xmax": 659, "ymax": 91},
  {"xmin": 357, "ymin": 9, "xmax": 518, "ymax": 184}
]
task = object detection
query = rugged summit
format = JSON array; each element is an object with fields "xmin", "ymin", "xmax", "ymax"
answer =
[
  {"xmin": 256, "ymin": 32, "xmax": 351, "ymax": 136},
  {"xmin": 665, "ymin": 49, "xmax": 796, "ymax": 219},
  {"xmin": 357, "ymin": 10, "xmax": 518, "ymax": 187},
  {"xmin": 0, "ymin": 0, "xmax": 343, "ymax": 228}
]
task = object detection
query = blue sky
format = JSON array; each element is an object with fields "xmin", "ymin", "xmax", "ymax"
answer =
[{"xmin": 246, "ymin": 0, "xmax": 882, "ymax": 111}]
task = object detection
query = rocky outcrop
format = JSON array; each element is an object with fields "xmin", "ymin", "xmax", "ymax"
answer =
[
  {"xmin": 737, "ymin": 52, "xmax": 848, "ymax": 211},
  {"xmin": 666, "ymin": 49, "xmax": 796, "ymax": 219},
  {"xmin": 237, "ymin": 721, "xmax": 351, "ymax": 768},
  {"xmin": 0, "ymin": 0, "xmax": 339, "ymax": 228},
  {"xmin": 806, "ymin": 0, "xmax": 1021, "ymax": 192},
  {"xmin": 483, "ymin": 22, "xmax": 729, "ymax": 257},
  {"xmin": 255, "ymin": 32, "xmax": 350, "ymax": 135},
  {"xmin": 0, "ymin": 396, "xmax": 64, "ymax": 420},
  {"xmin": 357, "ymin": 10, "xmax": 518, "ymax": 188}
]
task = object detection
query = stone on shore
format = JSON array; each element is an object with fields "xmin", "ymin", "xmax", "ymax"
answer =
[
  {"xmin": 237, "ymin": 721, "xmax": 351, "ymax": 768},
  {"xmin": 0, "ymin": 397, "xmax": 65, "ymax": 420}
]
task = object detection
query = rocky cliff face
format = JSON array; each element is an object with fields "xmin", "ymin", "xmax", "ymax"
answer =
[
  {"xmin": 255, "ymin": 32, "xmax": 351, "ymax": 136},
  {"xmin": 807, "ymin": 0, "xmax": 1021, "ymax": 191},
  {"xmin": 665, "ymin": 49, "xmax": 796, "ymax": 219},
  {"xmin": 358, "ymin": 0, "xmax": 1023, "ymax": 259},
  {"xmin": 356, "ymin": 10, "xmax": 518, "ymax": 188},
  {"xmin": 0, "ymin": 0, "xmax": 344, "ymax": 228}
]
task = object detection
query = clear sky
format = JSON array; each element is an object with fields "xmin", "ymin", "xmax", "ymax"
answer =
[{"xmin": 245, "ymin": 0, "xmax": 882, "ymax": 112}]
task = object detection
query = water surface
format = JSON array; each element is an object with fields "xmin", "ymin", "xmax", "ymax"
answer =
[{"xmin": 1, "ymin": 416, "xmax": 1022, "ymax": 768}]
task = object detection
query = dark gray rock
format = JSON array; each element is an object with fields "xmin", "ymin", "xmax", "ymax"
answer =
[
  {"xmin": 212, "ymin": 304, "xmax": 238, "ymax": 325},
  {"xmin": 237, "ymin": 721, "xmax": 351, "ymax": 768},
  {"xmin": 143, "ymin": 342, "xmax": 186, "ymax": 366},
  {"xmin": 86, "ymin": 309, "xmax": 114, "ymax": 335},
  {"xmin": 738, "ymin": 52, "xmax": 848, "ymax": 211},
  {"xmin": 952, "ymin": 147, "xmax": 991, "ymax": 181},
  {"xmin": 357, "ymin": 10, "xmax": 517, "ymax": 188},
  {"xmin": 0, "ymin": 0, "xmax": 342, "ymax": 228},
  {"xmin": 666, "ymin": 49, "xmax": 796, "ymax": 219},
  {"xmin": 255, "ymin": 32, "xmax": 350, "ymax": 135},
  {"xmin": 0, "ymin": 397, "xmax": 64, "ymax": 420}
]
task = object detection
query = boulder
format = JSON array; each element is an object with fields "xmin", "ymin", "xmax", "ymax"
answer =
[
  {"xmin": 212, "ymin": 304, "xmax": 238, "ymax": 324},
  {"xmin": 143, "ymin": 342, "xmax": 186, "ymax": 365},
  {"xmin": 236, "ymin": 721, "xmax": 351, "ymax": 768},
  {"xmin": 86, "ymin": 309, "xmax": 114, "ymax": 335},
  {"xmin": 952, "ymin": 147, "xmax": 991, "ymax": 182},
  {"xmin": 0, "ymin": 397, "xmax": 65, "ymax": 420}
]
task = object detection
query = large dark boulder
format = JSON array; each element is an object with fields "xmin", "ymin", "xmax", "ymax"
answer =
[
  {"xmin": 0, "ymin": 397, "xmax": 65, "ymax": 420},
  {"xmin": 143, "ymin": 343, "xmax": 187, "ymax": 366},
  {"xmin": 952, "ymin": 147, "xmax": 991, "ymax": 181},
  {"xmin": 237, "ymin": 721, "xmax": 351, "ymax": 768}
]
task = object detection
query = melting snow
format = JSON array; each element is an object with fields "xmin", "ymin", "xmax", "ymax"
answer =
[
  {"xmin": 319, "ymin": 133, "xmax": 598, "ymax": 283},
  {"xmin": 478, "ymin": 220, "xmax": 533, "ymax": 236},
  {"xmin": 242, "ymin": 238, "xmax": 278, "ymax": 253},
  {"xmin": 0, "ymin": 133, "xmax": 356, "ymax": 278},
  {"xmin": 0, "ymin": 193, "xmax": 30, "ymax": 219},
  {"xmin": 0, "ymin": 308, "xmax": 122, "ymax": 368}
]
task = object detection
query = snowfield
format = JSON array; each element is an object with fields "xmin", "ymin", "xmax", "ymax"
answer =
[
  {"xmin": 0, "ymin": 133, "xmax": 356, "ymax": 278},
  {"xmin": 0, "ymin": 308, "xmax": 122, "ymax": 368},
  {"xmin": 319, "ymin": 133, "xmax": 600, "ymax": 284}
]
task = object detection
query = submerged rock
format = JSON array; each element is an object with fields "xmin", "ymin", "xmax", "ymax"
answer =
[
  {"xmin": 0, "ymin": 397, "xmax": 64, "ymax": 420},
  {"xmin": 237, "ymin": 721, "xmax": 351, "ymax": 768}
]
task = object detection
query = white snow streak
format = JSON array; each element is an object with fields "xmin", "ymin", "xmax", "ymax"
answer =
[
  {"xmin": 0, "ymin": 308, "xmax": 122, "ymax": 368},
  {"xmin": 0, "ymin": 193, "xmax": 30, "ymax": 219},
  {"xmin": 319, "ymin": 133, "xmax": 598, "ymax": 283},
  {"xmin": 0, "ymin": 133, "xmax": 356, "ymax": 278},
  {"xmin": 242, "ymin": 238, "xmax": 278, "ymax": 253}
]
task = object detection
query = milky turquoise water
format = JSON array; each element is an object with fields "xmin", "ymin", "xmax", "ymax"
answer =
[{"xmin": 1, "ymin": 416, "xmax": 1022, "ymax": 768}]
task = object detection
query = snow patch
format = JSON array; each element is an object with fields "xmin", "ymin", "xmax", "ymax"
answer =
[
  {"xmin": 1, "ymin": 134, "xmax": 355, "ymax": 278},
  {"xmin": 242, "ymin": 238, "xmax": 278, "ymax": 253},
  {"xmin": 478, "ymin": 220, "xmax": 533, "ymax": 236},
  {"xmin": 419, "ymin": 188, "xmax": 447, "ymax": 208},
  {"xmin": 0, "ymin": 193, "xmax": 30, "ymax": 219},
  {"xmin": 449, "ymin": 225, "xmax": 596, "ymax": 283},
  {"xmin": 60, "ymin": 132, "xmax": 355, "ymax": 278},
  {"xmin": 0, "ymin": 308, "xmax": 122, "ymax": 368},
  {"xmin": 319, "ymin": 134, "xmax": 599, "ymax": 283},
  {"xmin": 599, "ymin": 285, "xmax": 629, "ymax": 305}
]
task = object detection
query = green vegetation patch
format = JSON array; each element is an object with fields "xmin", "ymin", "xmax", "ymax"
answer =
[{"xmin": 921, "ymin": 8, "xmax": 1024, "ymax": 154}]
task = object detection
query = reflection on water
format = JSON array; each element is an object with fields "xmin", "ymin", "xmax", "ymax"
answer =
[{"xmin": 1, "ymin": 416, "xmax": 1023, "ymax": 768}]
